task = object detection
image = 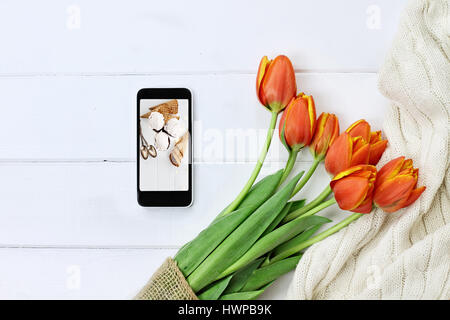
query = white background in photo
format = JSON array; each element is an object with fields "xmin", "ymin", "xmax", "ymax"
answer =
[{"xmin": 139, "ymin": 99, "xmax": 189, "ymax": 191}]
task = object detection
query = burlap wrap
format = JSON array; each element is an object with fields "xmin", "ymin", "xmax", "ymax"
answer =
[{"xmin": 134, "ymin": 257, "xmax": 198, "ymax": 300}]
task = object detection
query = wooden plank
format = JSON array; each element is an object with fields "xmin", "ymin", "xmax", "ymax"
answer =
[
  {"xmin": 0, "ymin": 73, "xmax": 388, "ymax": 160},
  {"xmin": 0, "ymin": 161, "xmax": 344, "ymax": 247},
  {"xmin": 0, "ymin": 248, "xmax": 176, "ymax": 299},
  {"xmin": 0, "ymin": 247, "xmax": 290, "ymax": 299},
  {"xmin": 0, "ymin": 0, "xmax": 407, "ymax": 74}
]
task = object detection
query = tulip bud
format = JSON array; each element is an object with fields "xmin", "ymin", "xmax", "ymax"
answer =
[
  {"xmin": 346, "ymin": 119, "xmax": 388, "ymax": 166},
  {"xmin": 373, "ymin": 157, "xmax": 426, "ymax": 213},
  {"xmin": 257, "ymin": 55, "xmax": 297, "ymax": 113},
  {"xmin": 324, "ymin": 132, "xmax": 370, "ymax": 176},
  {"xmin": 310, "ymin": 113, "xmax": 339, "ymax": 160},
  {"xmin": 330, "ymin": 165, "xmax": 377, "ymax": 213},
  {"xmin": 279, "ymin": 93, "xmax": 316, "ymax": 151}
]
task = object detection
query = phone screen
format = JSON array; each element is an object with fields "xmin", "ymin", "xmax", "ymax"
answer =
[{"xmin": 139, "ymin": 98, "xmax": 190, "ymax": 191}]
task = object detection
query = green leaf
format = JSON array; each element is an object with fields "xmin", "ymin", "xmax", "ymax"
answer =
[
  {"xmin": 219, "ymin": 283, "xmax": 273, "ymax": 300},
  {"xmin": 175, "ymin": 170, "xmax": 283, "ymax": 277},
  {"xmin": 220, "ymin": 215, "xmax": 331, "ymax": 277},
  {"xmin": 216, "ymin": 169, "xmax": 284, "ymax": 219},
  {"xmin": 270, "ymin": 224, "xmax": 324, "ymax": 264},
  {"xmin": 223, "ymin": 258, "xmax": 263, "ymax": 294},
  {"xmin": 174, "ymin": 206, "xmax": 255, "ymax": 277},
  {"xmin": 280, "ymin": 120, "xmax": 290, "ymax": 152},
  {"xmin": 289, "ymin": 199, "xmax": 306, "ymax": 213},
  {"xmin": 242, "ymin": 255, "xmax": 301, "ymax": 291},
  {"xmin": 262, "ymin": 198, "xmax": 306, "ymax": 238},
  {"xmin": 237, "ymin": 169, "xmax": 284, "ymax": 210},
  {"xmin": 260, "ymin": 202, "xmax": 293, "ymax": 238},
  {"xmin": 197, "ymin": 275, "xmax": 232, "ymax": 300},
  {"xmin": 187, "ymin": 172, "xmax": 303, "ymax": 292}
]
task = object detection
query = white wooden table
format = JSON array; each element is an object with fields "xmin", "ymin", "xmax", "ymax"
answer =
[{"xmin": 0, "ymin": 0, "xmax": 408, "ymax": 299}]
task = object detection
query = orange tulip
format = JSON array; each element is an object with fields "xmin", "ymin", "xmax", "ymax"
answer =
[
  {"xmin": 279, "ymin": 93, "xmax": 316, "ymax": 151},
  {"xmin": 324, "ymin": 132, "xmax": 370, "ymax": 176},
  {"xmin": 346, "ymin": 120, "xmax": 388, "ymax": 166},
  {"xmin": 257, "ymin": 55, "xmax": 297, "ymax": 113},
  {"xmin": 330, "ymin": 165, "xmax": 377, "ymax": 213},
  {"xmin": 373, "ymin": 157, "xmax": 426, "ymax": 213},
  {"xmin": 310, "ymin": 112, "xmax": 340, "ymax": 160}
]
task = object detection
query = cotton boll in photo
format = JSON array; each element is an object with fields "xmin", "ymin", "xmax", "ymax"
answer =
[
  {"xmin": 164, "ymin": 118, "xmax": 186, "ymax": 139},
  {"xmin": 148, "ymin": 112, "xmax": 165, "ymax": 132},
  {"xmin": 154, "ymin": 131, "xmax": 170, "ymax": 151}
]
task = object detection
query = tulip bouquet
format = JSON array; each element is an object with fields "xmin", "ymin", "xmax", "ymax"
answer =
[{"xmin": 136, "ymin": 55, "xmax": 426, "ymax": 300}]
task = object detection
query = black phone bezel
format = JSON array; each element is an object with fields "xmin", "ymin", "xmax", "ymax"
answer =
[{"xmin": 137, "ymin": 88, "xmax": 193, "ymax": 207}]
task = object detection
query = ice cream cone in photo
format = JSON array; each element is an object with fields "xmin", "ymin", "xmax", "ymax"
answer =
[
  {"xmin": 150, "ymin": 99, "xmax": 178, "ymax": 115},
  {"xmin": 163, "ymin": 114, "xmax": 180, "ymax": 122},
  {"xmin": 140, "ymin": 111, "xmax": 151, "ymax": 118},
  {"xmin": 170, "ymin": 132, "xmax": 189, "ymax": 167}
]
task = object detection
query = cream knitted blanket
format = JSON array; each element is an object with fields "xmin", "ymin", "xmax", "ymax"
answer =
[{"xmin": 287, "ymin": 0, "xmax": 450, "ymax": 300}]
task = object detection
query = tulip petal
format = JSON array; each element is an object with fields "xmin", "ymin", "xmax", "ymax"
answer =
[
  {"xmin": 374, "ymin": 175, "xmax": 416, "ymax": 211},
  {"xmin": 331, "ymin": 176, "xmax": 370, "ymax": 211},
  {"xmin": 369, "ymin": 139, "xmax": 388, "ymax": 165},
  {"xmin": 353, "ymin": 136, "xmax": 366, "ymax": 152},
  {"xmin": 369, "ymin": 131, "xmax": 382, "ymax": 144},
  {"xmin": 401, "ymin": 159, "xmax": 413, "ymax": 170},
  {"xmin": 346, "ymin": 120, "xmax": 371, "ymax": 142},
  {"xmin": 307, "ymin": 95, "xmax": 317, "ymax": 139},
  {"xmin": 310, "ymin": 113, "xmax": 339, "ymax": 159},
  {"xmin": 350, "ymin": 142, "xmax": 370, "ymax": 167},
  {"xmin": 261, "ymin": 55, "xmax": 296, "ymax": 113},
  {"xmin": 256, "ymin": 56, "xmax": 270, "ymax": 106},
  {"xmin": 313, "ymin": 113, "xmax": 327, "ymax": 138},
  {"xmin": 310, "ymin": 113, "xmax": 327, "ymax": 157},
  {"xmin": 331, "ymin": 165, "xmax": 367, "ymax": 182},
  {"xmin": 329, "ymin": 115, "xmax": 340, "ymax": 146},
  {"xmin": 375, "ymin": 156, "xmax": 405, "ymax": 189},
  {"xmin": 352, "ymin": 196, "xmax": 374, "ymax": 213},
  {"xmin": 325, "ymin": 133, "xmax": 352, "ymax": 176},
  {"xmin": 283, "ymin": 94, "xmax": 316, "ymax": 149},
  {"xmin": 401, "ymin": 186, "xmax": 426, "ymax": 209}
]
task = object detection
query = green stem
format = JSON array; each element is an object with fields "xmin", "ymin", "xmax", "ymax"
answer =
[
  {"xmin": 220, "ymin": 111, "xmax": 278, "ymax": 216},
  {"xmin": 296, "ymin": 197, "xmax": 336, "ymax": 219},
  {"xmin": 290, "ymin": 158, "xmax": 321, "ymax": 198},
  {"xmin": 268, "ymin": 207, "xmax": 363, "ymax": 265},
  {"xmin": 305, "ymin": 212, "xmax": 362, "ymax": 247},
  {"xmin": 278, "ymin": 148, "xmax": 300, "ymax": 187},
  {"xmin": 284, "ymin": 185, "xmax": 333, "ymax": 222}
]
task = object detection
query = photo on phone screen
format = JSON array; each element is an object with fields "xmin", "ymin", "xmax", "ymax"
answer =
[{"xmin": 137, "ymin": 89, "xmax": 192, "ymax": 207}]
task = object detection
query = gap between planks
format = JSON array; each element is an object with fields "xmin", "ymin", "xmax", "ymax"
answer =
[
  {"xmin": 0, "ymin": 70, "xmax": 377, "ymax": 78},
  {"xmin": 0, "ymin": 159, "xmax": 316, "ymax": 165},
  {"xmin": 0, "ymin": 244, "xmax": 181, "ymax": 250}
]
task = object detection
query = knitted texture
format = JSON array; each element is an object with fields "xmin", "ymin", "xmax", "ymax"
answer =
[
  {"xmin": 287, "ymin": 0, "xmax": 449, "ymax": 299},
  {"xmin": 135, "ymin": 258, "xmax": 198, "ymax": 300}
]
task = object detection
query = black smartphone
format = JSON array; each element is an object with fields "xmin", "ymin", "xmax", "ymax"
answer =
[{"xmin": 137, "ymin": 88, "xmax": 193, "ymax": 207}]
